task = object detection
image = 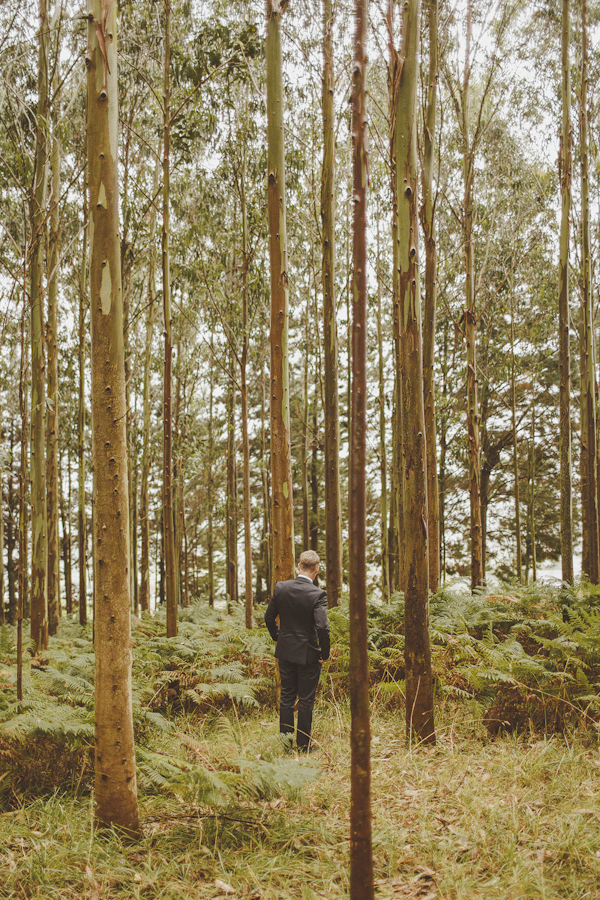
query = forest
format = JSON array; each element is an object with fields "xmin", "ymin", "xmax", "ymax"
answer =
[{"xmin": 2, "ymin": 0, "xmax": 600, "ymax": 897}]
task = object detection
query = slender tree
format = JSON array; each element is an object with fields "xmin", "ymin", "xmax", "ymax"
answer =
[
  {"xmin": 376, "ymin": 224, "xmax": 389, "ymax": 601},
  {"xmin": 139, "ymin": 148, "xmax": 159, "ymax": 613},
  {"xmin": 349, "ymin": 0, "xmax": 374, "ymax": 896},
  {"xmin": 321, "ymin": 0, "xmax": 343, "ymax": 607},
  {"xmin": 510, "ymin": 297, "xmax": 522, "ymax": 581},
  {"xmin": 0, "ymin": 472, "xmax": 4, "ymax": 626},
  {"xmin": 87, "ymin": 0, "xmax": 140, "ymax": 835},
  {"xmin": 579, "ymin": 0, "xmax": 598, "ymax": 583},
  {"xmin": 240, "ymin": 143, "xmax": 253, "ymax": 628},
  {"xmin": 419, "ymin": 0, "xmax": 439, "ymax": 591},
  {"xmin": 558, "ymin": 0, "xmax": 573, "ymax": 582},
  {"xmin": 266, "ymin": 0, "xmax": 294, "ymax": 585},
  {"xmin": 78, "ymin": 187, "xmax": 88, "ymax": 626},
  {"xmin": 162, "ymin": 0, "xmax": 177, "ymax": 635},
  {"xmin": 396, "ymin": 0, "xmax": 435, "ymax": 743},
  {"xmin": 30, "ymin": 0, "xmax": 49, "ymax": 651},
  {"xmin": 46, "ymin": 61, "xmax": 60, "ymax": 636},
  {"xmin": 462, "ymin": 0, "xmax": 483, "ymax": 589}
]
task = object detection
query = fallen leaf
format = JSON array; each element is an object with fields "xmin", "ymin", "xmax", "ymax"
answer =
[{"xmin": 215, "ymin": 879, "xmax": 235, "ymax": 894}]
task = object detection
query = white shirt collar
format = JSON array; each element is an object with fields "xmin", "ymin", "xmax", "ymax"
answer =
[{"xmin": 297, "ymin": 573, "xmax": 314, "ymax": 582}]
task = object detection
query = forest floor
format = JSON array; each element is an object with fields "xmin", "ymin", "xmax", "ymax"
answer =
[{"xmin": 3, "ymin": 697, "xmax": 600, "ymax": 900}]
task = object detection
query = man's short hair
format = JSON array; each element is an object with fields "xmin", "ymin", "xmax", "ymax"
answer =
[{"xmin": 298, "ymin": 550, "xmax": 320, "ymax": 571}]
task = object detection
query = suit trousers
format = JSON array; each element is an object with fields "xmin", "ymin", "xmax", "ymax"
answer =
[{"xmin": 278, "ymin": 657, "xmax": 321, "ymax": 750}]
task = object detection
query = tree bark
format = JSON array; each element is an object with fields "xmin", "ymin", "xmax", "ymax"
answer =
[
  {"xmin": 559, "ymin": 0, "xmax": 573, "ymax": 583},
  {"xmin": 78, "ymin": 187, "xmax": 88, "ymax": 627},
  {"xmin": 162, "ymin": 0, "xmax": 177, "ymax": 635},
  {"xmin": 579, "ymin": 0, "xmax": 598, "ymax": 583},
  {"xmin": 511, "ymin": 302, "xmax": 522, "ymax": 581},
  {"xmin": 376, "ymin": 227, "xmax": 389, "ymax": 601},
  {"xmin": 226, "ymin": 334, "xmax": 238, "ymax": 610},
  {"xmin": 18, "ymin": 269, "xmax": 27, "ymax": 700},
  {"xmin": 396, "ymin": 0, "xmax": 435, "ymax": 744},
  {"xmin": 321, "ymin": 0, "xmax": 343, "ymax": 606},
  {"xmin": 30, "ymin": 0, "xmax": 49, "ymax": 652},
  {"xmin": 0, "ymin": 471, "xmax": 4, "ymax": 626},
  {"xmin": 59, "ymin": 454, "xmax": 73, "ymax": 617},
  {"xmin": 140, "ymin": 149, "xmax": 159, "ymax": 613},
  {"xmin": 462, "ymin": 0, "xmax": 483, "ymax": 590},
  {"xmin": 266, "ymin": 0, "xmax": 294, "ymax": 586},
  {"xmin": 419, "ymin": 0, "xmax": 439, "ymax": 592},
  {"xmin": 529, "ymin": 392, "xmax": 536, "ymax": 582},
  {"xmin": 87, "ymin": 0, "xmax": 140, "ymax": 836},
  {"xmin": 349, "ymin": 0, "xmax": 374, "ymax": 895},
  {"xmin": 240, "ymin": 148, "xmax": 253, "ymax": 628},
  {"xmin": 388, "ymin": 0, "xmax": 403, "ymax": 595},
  {"xmin": 47, "ymin": 71, "xmax": 60, "ymax": 637},
  {"xmin": 302, "ymin": 307, "xmax": 310, "ymax": 551},
  {"xmin": 207, "ymin": 335, "xmax": 215, "ymax": 608}
]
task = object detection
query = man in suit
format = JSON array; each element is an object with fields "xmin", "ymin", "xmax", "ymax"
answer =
[{"xmin": 264, "ymin": 550, "xmax": 330, "ymax": 752}]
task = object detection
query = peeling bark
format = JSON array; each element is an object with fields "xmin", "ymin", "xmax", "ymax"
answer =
[{"xmin": 87, "ymin": 0, "xmax": 140, "ymax": 837}]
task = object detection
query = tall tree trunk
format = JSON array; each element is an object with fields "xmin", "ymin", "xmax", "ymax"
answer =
[
  {"xmin": 162, "ymin": 0, "xmax": 177, "ymax": 636},
  {"xmin": 302, "ymin": 308, "xmax": 310, "ymax": 550},
  {"xmin": 226, "ymin": 336, "xmax": 238, "ymax": 610},
  {"xmin": 139, "ymin": 149, "xmax": 159, "ymax": 613},
  {"xmin": 579, "ymin": 0, "xmax": 598, "ymax": 583},
  {"xmin": 559, "ymin": 0, "xmax": 573, "ymax": 582},
  {"xmin": 396, "ymin": 0, "xmax": 435, "ymax": 744},
  {"xmin": 87, "ymin": 0, "xmax": 140, "ymax": 836},
  {"xmin": 321, "ymin": 0, "xmax": 343, "ymax": 606},
  {"xmin": 511, "ymin": 303, "xmax": 522, "ymax": 581},
  {"xmin": 388, "ymin": 0, "xmax": 402, "ymax": 595},
  {"xmin": 420, "ymin": 0, "xmax": 439, "ymax": 592},
  {"xmin": 47, "ymin": 72, "xmax": 60, "ymax": 637},
  {"xmin": 462, "ymin": 0, "xmax": 483, "ymax": 590},
  {"xmin": 30, "ymin": 0, "xmax": 49, "ymax": 652},
  {"xmin": 18, "ymin": 269, "xmax": 27, "ymax": 700},
  {"xmin": 439, "ymin": 319, "xmax": 449, "ymax": 580},
  {"xmin": 376, "ymin": 230, "xmax": 389, "ymax": 602},
  {"xmin": 62, "ymin": 454, "xmax": 73, "ymax": 616},
  {"xmin": 207, "ymin": 336, "xmax": 214, "ymax": 608},
  {"xmin": 310, "ymin": 392, "xmax": 319, "ymax": 552},
  {"xmin": 6, "ymin": 436, "xmax": 17, "ymax": 626},
  {"xmin": 0, "ymin": 471, "xmax": 4, "ymax": 626},
  {"xmin": 530, "ymin": 391, "xmax": 536, "ymax": 583},
  {"xmin": 349, "ymin": 0, "xmax": 374, "ymax": 896},
  {"xmin": 240, "ymin": 153, "xmax": 253, "ymax": 628},
  {"xmin": 78, "ymin": 188, "xmax": 88, "ymax": 627},
  {"xmin": 257, "ymin": 341, "xmax": 271, "ymax": 601},
  {"xmin": 266, "ymin": 0, "xmax": 294, "ymax": 586}
]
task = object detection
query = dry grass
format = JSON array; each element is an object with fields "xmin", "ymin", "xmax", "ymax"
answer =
[{"xmin": 2, "ymin": 696, "xmax": 600, "ymax": 899}]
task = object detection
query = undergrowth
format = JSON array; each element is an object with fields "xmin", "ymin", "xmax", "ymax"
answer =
[{"xmin": 2, "ymin": 583, "xmax": 600, "ymax": 896}]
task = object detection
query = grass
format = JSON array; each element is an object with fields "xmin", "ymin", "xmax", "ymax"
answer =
[{"xmin": 2, "ymin": 696, "xmax": 600, "ymax": 899}]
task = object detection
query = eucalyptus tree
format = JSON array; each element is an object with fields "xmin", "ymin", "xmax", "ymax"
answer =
[
  {"xmin": 321, "ymin": 0, "xmax": 343, "ymax": 607},
  {"xmin": 162, "ymin": 0, "xmax": 178, "ymax": 636},
  {"xmin": 578, "ymin": 0, "xmax": 598, "ymax": 582},
  {"xmin": 86, "ymin": 0, "xmax": 140, "ymax": 835},
  {"xmin": 558, "ymin": 0, "xmax": 573, "ymax": 582},
  {"xmin": 46, "ymin": 37, "xmax": 61, "ymax": 636},
  {"xmin": 396, "ymin": 0, "xmax": 435, "ymax": 743},
  {"xmin": 266, "ymin": 0, "xmax": 294, "ymax": 584},
  {"xmin": 420, "ymin": 0, "xmax": 439, "ymax": 591},
  {"xmin": 30, "ymin": 0, "xmax": 49, "ymax": 651},
  {"xmin": 348, "ymin": 0, "xmax": 374, "ymax": 895}
]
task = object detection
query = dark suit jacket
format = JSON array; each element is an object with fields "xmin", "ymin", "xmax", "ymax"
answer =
[{"xmin": 265, "ymin": 576, "xmax": 330, "ymax": 665}]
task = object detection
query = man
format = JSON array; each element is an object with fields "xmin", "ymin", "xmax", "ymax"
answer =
[{"xmin": 265, "ymin": 550, "xmax": 330, "ymax": 752}]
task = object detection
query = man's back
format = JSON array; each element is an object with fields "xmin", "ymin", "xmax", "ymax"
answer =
[{"xmin": 265, "ymin": 576, "xmax": 330, "ymax": 665}]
